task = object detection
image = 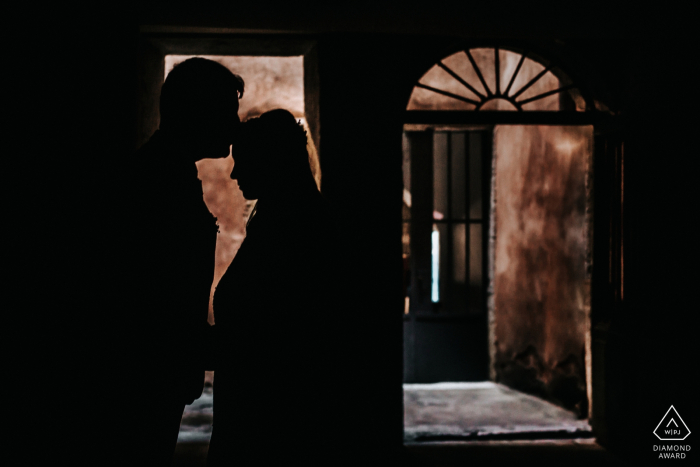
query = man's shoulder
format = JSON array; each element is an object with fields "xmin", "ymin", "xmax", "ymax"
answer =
[
  {"xmin": 134, "ymin": 133, "xmax": 193, "ymax": 189},
  {"xmin": 135, "ymin": 133, "xmax": 168, "ymax": 171}
]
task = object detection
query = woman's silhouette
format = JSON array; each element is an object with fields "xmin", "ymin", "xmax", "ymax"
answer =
[{"xmin": 207, "ymin": 109, "xmax": 349, "ymax": 466}]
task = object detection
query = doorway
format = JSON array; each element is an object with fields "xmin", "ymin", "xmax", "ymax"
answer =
[
  {"xmin": 401, "ymin": 122, "xmax": 594, "ymax": 441},
  {"xmin": 402, "ymin": 46, "xmax": 598, "ymax": 441}
]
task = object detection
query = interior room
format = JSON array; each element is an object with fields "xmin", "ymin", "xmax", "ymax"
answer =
[
  {"xmin": 172, "ymin": 49, "xmax": 596, "ymax": 450},
  {"xmin": 52, "ymin": 4, "xmax": 695, "ymax": 466}
]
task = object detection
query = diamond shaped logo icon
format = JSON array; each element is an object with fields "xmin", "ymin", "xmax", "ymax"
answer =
[{"xmin": 654, "ymin": 406, "xmax": 691, "ymax": 440}]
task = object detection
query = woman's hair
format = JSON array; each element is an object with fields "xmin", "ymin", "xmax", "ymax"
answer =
[
  {"xmin": 160, "ymin": 58, "xmax": 244, "ymax": 129},
  {"xmin": 240, "ymin": 109, "xmax": 311, "ymax": 177}
]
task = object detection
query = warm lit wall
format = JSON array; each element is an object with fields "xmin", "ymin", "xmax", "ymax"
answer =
[
  {"xmin": 195, "ymin": 156, "xmax": 251, "ymax": 324},
  {"xmin": 492, "ymin": 125, "xmax": 592, "ymax": 416}
]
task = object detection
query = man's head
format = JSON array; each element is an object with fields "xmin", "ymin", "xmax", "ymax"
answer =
[{"xmin": 160, "ymin": 58, "xmax": 244, "ymax": 159}]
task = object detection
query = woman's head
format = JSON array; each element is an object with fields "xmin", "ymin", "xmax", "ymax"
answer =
[{"xmin": 232, "ymin": 109, "xmax": 313, "ymax": 200}]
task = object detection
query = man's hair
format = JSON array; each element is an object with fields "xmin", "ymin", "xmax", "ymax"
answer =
[{"xmin": 159, "ymin": 58, "xmax": 244, "ymax": 129}]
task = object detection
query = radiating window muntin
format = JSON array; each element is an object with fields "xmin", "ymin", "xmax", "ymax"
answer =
[{"xmin": 407, "ymin": 48, "xmax": 587, "ymax": 112}]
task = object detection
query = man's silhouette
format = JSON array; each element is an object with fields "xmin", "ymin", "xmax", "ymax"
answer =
[
  {"xmin": 207, "ymin": 110, "xmax": 354, "ymax": 466},
  {"xmin": 127, "ymin": 58, "xmax": 243, "ymax": 466}
]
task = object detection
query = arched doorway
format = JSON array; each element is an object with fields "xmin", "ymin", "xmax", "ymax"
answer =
[{"xmin": 402, "ymin": 47, "xmax": 611, "ymax": 441}]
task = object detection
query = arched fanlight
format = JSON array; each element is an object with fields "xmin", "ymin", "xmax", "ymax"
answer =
[{"xmin": 407, "ymin": 48, "xmax": 588, "ymax": 112}]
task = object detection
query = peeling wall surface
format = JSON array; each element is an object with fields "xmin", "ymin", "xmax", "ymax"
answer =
[{"xmin": 493, "ymin": 125, "xmax": 592, "ymax": 416}]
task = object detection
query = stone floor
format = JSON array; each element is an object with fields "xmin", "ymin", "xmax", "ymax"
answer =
[
  {"xmin": 177, "ymin": 381, "xmax": 591, "ymax": 445},
  {"xmin": 403, "ymin": 382, "xmax": 591, "ymax": 442},
  {"xmin": 177, "ymin": 385, "xmax": 213, "ymax": 444}
]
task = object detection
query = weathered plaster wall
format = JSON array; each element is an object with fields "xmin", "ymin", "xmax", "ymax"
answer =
[
  {"xmin": 492, "ymin": 125, "xmax": 592, "ymax": 416},
  {"xmin": 195, "ymin": 156, "xmax": 251, "ymax": 325}
]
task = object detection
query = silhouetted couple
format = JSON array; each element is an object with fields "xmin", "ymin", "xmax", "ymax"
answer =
[{"xmin": 129, "ymin": 58, "xmax": 349, "ymax": 466}]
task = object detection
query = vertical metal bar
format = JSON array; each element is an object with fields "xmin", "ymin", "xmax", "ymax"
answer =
[
  {"xmin": 609, "ymin": 140, "xmax": 614, "ymax": 287},
  {"xmin": 612, "ymin": 141, "xmax": 618, "ymax": 304},
  {"xmin": 465, "ymin": 131, "xmax": 471, "ymax": 313},
  {"xmin": 446, "ymin": 132, "xmax": 453, "ymax": 312},
  {"xmin": 462, "ymin": 131, "xmax": 469, "ymax": 313},
  {"xmin": 620, "ymin": 141, "xmax": 624, "ymax": 302}
]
